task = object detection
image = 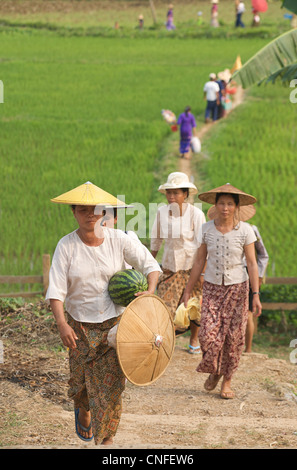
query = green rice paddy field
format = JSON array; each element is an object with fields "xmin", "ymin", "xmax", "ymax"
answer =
[{"xmin": 0, "ymin": 1, "xmax": 296, "ymax": 291}]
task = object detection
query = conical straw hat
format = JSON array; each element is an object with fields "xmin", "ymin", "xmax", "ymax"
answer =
[
  {"xmin": 207, "ymin": 204, "xmax": 256, "ymax": 221},
  {"xmin": 51, "ymin": 181, "xmax": 130, "ymax": 208},
  {"xmin": 198, "ymin": 183, "xmax": 256, "ymax": 206},
  {"xmin": 116, "ymin": 294, "xmax": 175, "ymax": 386}
]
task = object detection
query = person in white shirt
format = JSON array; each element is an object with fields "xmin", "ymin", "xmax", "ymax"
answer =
[
  {"xmin": 203, "ymin": 73, "xmax": 220, "ymax": 123},
  {"xmin": 244, "ymin": 223, "xmax": 269, "ymax": 352},
  {"xmin": 182, "ymin": 183, "xmax": 262, "ymax": 400},
  {"xmin": 46, "ymin": 183, "xmax": 161, "ymax": 446},
  {"xmin": 235, "ymin": 0, "xmax": 245, "ymax": 27},
  {"xmin": 150, "ymin": 172, "xmax": 206, "ymax": 354}
]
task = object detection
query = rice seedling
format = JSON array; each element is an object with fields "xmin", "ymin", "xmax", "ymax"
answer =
[
  {"xmin": 198, "ymin": 82, "xmax": 297, "ymax": 276},
  {"xmin": 0, "ymin": 24, "xmax": 292, "ymax": 288}
]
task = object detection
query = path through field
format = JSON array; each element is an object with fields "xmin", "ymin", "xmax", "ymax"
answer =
[
  {"xmin": 1, "ymin": 88, "xmax": 297, "ymax": 448},
  {"xmin": 179, "ymin": 85, "xmax": 245, "ymax": 190},
  {"xmin": 1, "ymin": 333, "xmax": 297, "ymax": 449}
]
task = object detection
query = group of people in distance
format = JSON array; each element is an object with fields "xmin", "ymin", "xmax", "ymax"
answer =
[
  {"xmin": 173, "ymin": 70, "xmax": 235, "ymax": 161},
  {"xmin": 46, "ymin": 169, "xmax": 268, "ymax": 445},
  {"xmin": 124, "ymin": 0, "xmax": 266, "ymax": 31},
  {"xmin": 203, "ymin": 70, "xmax": 235, "ymax": 123}
]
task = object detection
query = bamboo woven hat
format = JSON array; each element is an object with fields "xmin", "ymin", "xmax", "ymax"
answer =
[
  {"xmin": 207, "ymin": 204, "xmax": 256, "ymax": 221},
  {"xmin": 51, "ymin": 181, "xmax": 131, "ymax": 208},
  {"xmin": 199, "ymin": 183, "xmax": 256, "ymax": 206},
  {"xmin": 116, "ymin": 294, "xmax": 175, "ymax": 386},
  {"xmin": 158, "ymin": 172, "xmax": 198, "ymax": 195}
]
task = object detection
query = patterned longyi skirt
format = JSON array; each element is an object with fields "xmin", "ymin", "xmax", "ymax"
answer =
[
  {"xmin": 67, "ymin": 314, "xmax": 125, "ymax": 445},
  {"xmin": 196, "ymin": 280, "xmax": 249, "ymax": 380}
]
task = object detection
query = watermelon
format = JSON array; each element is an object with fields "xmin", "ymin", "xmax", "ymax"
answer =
[{"xmin": 108, "ymin": 269, "xmax": 148, "ymax": 307}]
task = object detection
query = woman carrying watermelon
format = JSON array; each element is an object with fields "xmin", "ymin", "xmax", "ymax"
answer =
[
  {"xmin": 46, "ymin": 182, "xmax": 161, "ymax": 445},
  {"xmin": 150, "ymin": 172, "xmax": 206, "ymax": 354}
]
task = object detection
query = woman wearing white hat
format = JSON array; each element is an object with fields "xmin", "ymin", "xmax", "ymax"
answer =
[
  {"xmin": 182, "ymin": 183, "xmax": 262, "ymax": 399},
  {"xmin": 46, "ymin": 182, "xmax": 161, "ymax": 445},
  {"xmin": 150, "ymin": 172, "xmax": 206, "ymax": 354}
]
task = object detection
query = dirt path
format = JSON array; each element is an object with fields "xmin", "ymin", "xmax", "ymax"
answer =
[
  {"xmin": 1, "ymin": 334, "xmax": 297, "ymax": 449},
  {"xmin": 179, "ymin": 86, "xmax": 245, "ymax": 189},
  {"xmin": 1, "ymin": 89, "xmax": 297, "ymax": 450},
  {"xmin": 1, "ymin": 300, "xmax": 297, "ymax": 450}
]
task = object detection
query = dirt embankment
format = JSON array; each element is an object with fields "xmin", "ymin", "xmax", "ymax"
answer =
[{"xmin": 0, "ymin": 301, "xmax": 297, "ymax": 449}]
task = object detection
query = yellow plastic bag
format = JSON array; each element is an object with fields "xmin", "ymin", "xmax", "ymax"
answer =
[{"xmin": 174, "ymin": 297, "xmax": 201, "ymax": 329}]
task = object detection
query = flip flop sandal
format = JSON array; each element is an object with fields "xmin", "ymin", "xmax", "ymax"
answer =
[
  {"xmin": 75, "ymin": 408, "xmax": 94, "ymax": 442},
  {"xmin": 188, "ymin": 345, "xmax": 201, "ymax": 355}
]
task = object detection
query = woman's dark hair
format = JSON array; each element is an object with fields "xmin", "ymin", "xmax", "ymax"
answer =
[
  {"xmin": 215, "ymin": 192, "xmax": 239, "ymax": 206},
  {"xmin": 181, "ymin": 188, "xmax": 189, "ymax": 198}
]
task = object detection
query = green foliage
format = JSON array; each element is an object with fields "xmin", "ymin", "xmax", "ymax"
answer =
[
  {"xmin": 0, "ymin": 297, "xmax": 25, "ymax": 313},
  {"xmin": 232, "ymin": 29, "xmax": 297, "ymax": 87},
  {"xmin": 260, "ymin": 284, "xmax": 297, "ymax": 329},
  {"xmin": 0, "ymin": 31, "xmax": 269, "ymax": 279},
  {"xmin": 198, "ymin": 82, "xmax": 297, "ymax": 277},
  {"xmin": 0, "ymin": 20, "xmax": 288, "ymax": 40}
]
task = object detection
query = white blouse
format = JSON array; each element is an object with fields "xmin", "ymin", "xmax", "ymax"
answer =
[
  {"xmin": 199, "ymin": 220, "xmax": 257, "ymax": 286},
  {"xmin": 150, "ymin": 203, "xmax": 206, "ymax": 272},
  {"xmin": 46, "ymin": 228, "xmax": 162, "ymax": 323}
]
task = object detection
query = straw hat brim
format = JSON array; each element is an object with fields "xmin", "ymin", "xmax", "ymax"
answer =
[
  {"xmin": 159, "ymin": 172, "xmax": 198, "ymax": 195},
  {"xmin": 116, "ymin": 294, "xmax": 175, "ymax": 387},
  {"xmin": 50, "ymin": 181, "xmax": 132, "ymax": 208},
  {"xmin": 158, "ymin": 183, "xmax": 198, "ymax": 195},
  {"xmin": 207, "ymin": 204, "xmax": 256, "ymax": 222},
  {"xmin": 199, "ymin": 183, "xmax": 256, "ymax": 206}
]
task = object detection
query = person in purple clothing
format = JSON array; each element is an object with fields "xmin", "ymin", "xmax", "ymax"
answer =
[
  {"xmin": 166, "ymin": 4, "xmax": 176, "ymax": 30},
  {"xmin": 177, "ymin": 106, "xmax": 197, "ymax": 159}
]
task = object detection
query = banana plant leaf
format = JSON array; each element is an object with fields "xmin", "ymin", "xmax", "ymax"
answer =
[
  {"xmin": 232, "ymin": 28, "xmax": 297, "ymax": 88},
  {"xmin": 282, "ymin": 0, "xmax": 297, "ymax": 15}
]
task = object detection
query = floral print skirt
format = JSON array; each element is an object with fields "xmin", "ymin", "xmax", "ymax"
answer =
[
  {"xmin": 157, "ymin": 268, "xmax": 202, "ymax": 326},
  {"xmin": 67, "ymin": 314, "xmax": 125, "ymax": 445},
  {"xmin": 196, "ymin": 280, "xmax": 249, "ymax": 380}
]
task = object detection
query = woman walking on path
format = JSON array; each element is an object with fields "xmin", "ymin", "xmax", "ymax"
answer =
[
  {"xmin": 151, "ymin": 172, "xmax": 206, "ymax": 354},
  {"xmin": 46, "ymin": 182, "xmax": 161, "ymax": 445},
  {"xmin": 177, "ymin": 106, "xmax": 197, "ymax": 159},
  {"xmin": 166, "ymin": 4, "xmax": 176, "ymax": 30},
  {"xmin": 181, "ymin": 183, "xmax": 262, "ymax": 398},
  {"xmin": 207, "ymin": 204, "xmax": 269, "ymax": 353}
]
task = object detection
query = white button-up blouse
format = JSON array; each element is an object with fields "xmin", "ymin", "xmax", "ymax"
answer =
[
  {"xmin": 150, "ymin": 203, "xmax": 206, "ymax": 272},
  {"xmin": 46, "ymin": 228, "xmax": 162, "ymax": 323},
  {"xmin": 199, "ymin": 220, "xmax": 257, "ymax": 286}
]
